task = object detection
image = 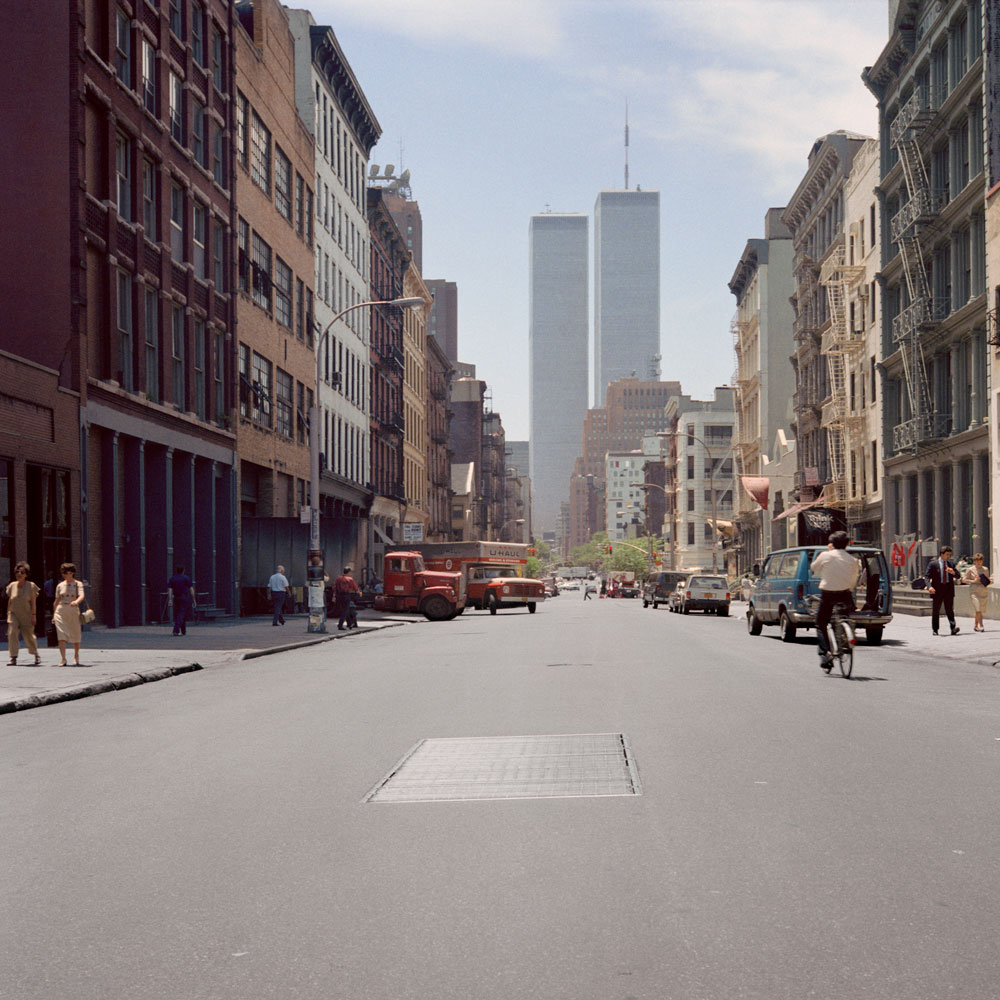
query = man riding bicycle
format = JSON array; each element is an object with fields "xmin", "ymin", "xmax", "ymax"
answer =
[{"xmin": 811, "ymin": 531, "xmax": 861, "ymax": 670}]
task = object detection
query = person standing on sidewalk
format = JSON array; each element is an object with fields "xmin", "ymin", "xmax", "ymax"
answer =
[
  {"xmin": 962, "ymin": 553, "xmax": 992, "ymax": 633},
  {"xmin": 6, "ymin": 562, "xmax": 41, "ymax": 665},
  {"xmin": 333, "ymin": 567, "xmax": 359, "ymax": 630},
  {"xmin": 926, "ymin": 545, "xmax": 960, "ymax": 636},
  {"xmin": 53, "ymin": 563, "xmax": 85, "ymax": 666},
  {"xmin": 167, "ymin": 565, "xmax": 196, "ymax": 636},
  {"xmin": 268, "ymin": 565, "xmax": 289, "ymax": 626}
]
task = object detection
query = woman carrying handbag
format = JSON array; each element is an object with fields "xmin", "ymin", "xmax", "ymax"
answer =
[
  {"xmin": 53, "ymin": 562, "xmax": 87, "ymax": 665},
  {"xmin": 961, "ymin": 553, "xmax": 992, "ymax": 633}
]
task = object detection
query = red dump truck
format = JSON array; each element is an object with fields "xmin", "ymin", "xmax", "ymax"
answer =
[
  {"xmin": 374, "ymin": 550, "xmax": 465, "ymax": 620},
  {"xmin": 397, "ymin": 541, "xmax": 546, "ymax": 615}
]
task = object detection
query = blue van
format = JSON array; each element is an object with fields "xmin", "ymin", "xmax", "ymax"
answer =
[{"xmin": 746, "ymin": 545, "xmax": 893, "ymax": 645}]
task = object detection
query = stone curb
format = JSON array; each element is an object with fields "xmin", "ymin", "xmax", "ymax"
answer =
[
  {"xmin": 0, "ymin": 661, "xmax": 203, "ymax": 715},
  {"xmin": 0, "ymin": 619, "xmax": 414, "ymax": 714}
]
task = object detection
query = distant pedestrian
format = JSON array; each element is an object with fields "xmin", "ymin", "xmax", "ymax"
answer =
[
  {"xmin": 962, "ymin": 553, "xmax": 992, "ymax": 633},
  {"xmin": 53, "ymin": 562, "xmax": 85, "ymax": 666},
  {"xmin": 333, "ymin": 567, "xmax": 360, "ymax": 630},
  {"xmin": 6, "ymin": 561, "xmax": 41, "ymax": 665},
  {"xmin": 741, "ymin": 574, "xmax": 752, "ymax": 602},
  {"xmin": 925, "ymin": 545, "xmax": 960, "ymax": 636},
  {"xmin": 268, "ymin": 564, "xmax": 289, "ymax": 626},
  {"xmin": 583, "ymin": 584, "xmax": 594, "ymax": 600},
  {"xmin": 167, "ymin": 565, "xmax": 196, "ymax": 635}
]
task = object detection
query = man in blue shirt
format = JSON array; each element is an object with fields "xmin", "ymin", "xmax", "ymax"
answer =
[
  {"xmin": 268, "ymin": 565, "xmax": 289, "ymax": 626},
  {"xmin": 168, "ymin": 565, "xmax": 195, "ymax": 636}
]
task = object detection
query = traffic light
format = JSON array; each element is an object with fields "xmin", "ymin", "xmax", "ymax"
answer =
[{"xmin": 606, "ymin": 544, "xmax": 613, "ymax": 554}]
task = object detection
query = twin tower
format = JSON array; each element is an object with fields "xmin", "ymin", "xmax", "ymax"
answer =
[{"xmin": 529, "ymin": 189, "xmax": 660, "ymax": 534}]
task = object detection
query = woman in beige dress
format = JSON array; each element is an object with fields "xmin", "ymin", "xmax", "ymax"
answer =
[
  {"xmin": 962, "ymin": 552, "xmax": 992, "ymax": 633},
  {"xmin": 53, "ymin": 562, "xmax": 85, "ymax": 666},
  {"xmin": 6, "ymin": 561, "xmax": 41, "ymax": 665}
]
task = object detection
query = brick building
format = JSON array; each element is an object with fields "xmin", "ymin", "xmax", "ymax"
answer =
[
  {"xmin": 401, "ymin": 265, "xmax": 432, "ymax": 540},
  {"xmin": 234, "ymin": 0, "xmax": 316, "ymax": 608},
  {"xmin": 1, "ymin": 0, "xmax": 241, "ymax": 624},
  {"xmin": 425, "ymin": 333, "xmax": 453, "ymax": 541},
  {"xmin": 367, "ymin": 187, "xmax": 411, "ymax": 562}
]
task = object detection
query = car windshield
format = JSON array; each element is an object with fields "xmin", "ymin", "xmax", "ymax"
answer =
[{"xmin": 690, "ymin": 577, "xmax": 726, "ymax": 589}]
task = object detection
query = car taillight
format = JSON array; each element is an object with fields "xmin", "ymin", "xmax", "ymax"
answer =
[
  {"xmin": 725, "ymin": 593, "xmax": 730, "ymax": 600},
  {"xmin": 796, "ymin": 583, "xmax": 804, "ymax": 601},
  {"xmin": 686, "ymin": 591, "xmax": 692, "ymax": 599}
]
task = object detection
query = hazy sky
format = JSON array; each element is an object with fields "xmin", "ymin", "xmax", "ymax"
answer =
[{"xmin": 308, "ymin": 0, "xmax": 888, "ymax": 440}]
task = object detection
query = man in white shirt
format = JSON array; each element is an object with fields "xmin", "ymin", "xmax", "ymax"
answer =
[
  {"xmin": 268, "ymin": 564, "xmax": 289, "ymax": 626},
  {"xmin": 810, "ymin": 531, "xmax": 861, "ymax": 669}
]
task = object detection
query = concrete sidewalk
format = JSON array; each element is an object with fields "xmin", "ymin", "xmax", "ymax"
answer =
[{"xmin": 0, "ymin": 612, "xmax": 416, "ymax": 714}]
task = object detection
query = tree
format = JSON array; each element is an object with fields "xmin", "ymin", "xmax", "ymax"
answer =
[{"xmin": 525, "ymin": 556, "xmax": 543, "ymax": 579}]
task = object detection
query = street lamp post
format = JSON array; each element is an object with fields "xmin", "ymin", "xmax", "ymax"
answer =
[{"xmin": 307, "ymin": 295, "xmax": 425, "ymax": 633}]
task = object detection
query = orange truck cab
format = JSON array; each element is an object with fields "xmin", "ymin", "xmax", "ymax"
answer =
[
  {"xmin": 374, "ymin": 551, "xmax": 464, "ymax": 621},
  {"xmin": 402, "ymin": 541, "xmax": 546, "ymax": 615}
]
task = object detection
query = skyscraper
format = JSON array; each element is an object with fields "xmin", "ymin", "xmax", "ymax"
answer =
[
  {"xmin": 593, "ymin": 190, "xmax": 660, "ymax": 405},
  {"xmin": 529, "ymin": 213, "xmax": 589, "ymax": 534}
]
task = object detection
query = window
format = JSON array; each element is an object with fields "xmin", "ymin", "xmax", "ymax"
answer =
[
  {"xmin": 115, "ymin": 7, "xmax": 131, "ymax": 86},
  {"xmin": 191, "ymin": 2, "xmax": 204, "ymax": 65},
  {"xmin": 192, "ymin": 101, "xmax": 206, "ymax": 167},
  {"xmin": 117, "ymin": 270, "xmax": 133, "ymax": 390},
  {"xmin": 144, "ymin": 288, "xmax": 159, "ymax": 402},
  {"xmin": 115, "ymin": 132, "xmax": 131, "ymax": 220},
  {"xmin": 211, "ymin": 26, "xmax": 223, "ymax": 91},
  {"xmin": 305, "ymin": 188, "xmax": 313, "ymax": 246},
  {"xmin": 687, "ymin": 523, "xmax": 695, "ymax": 545},
  {"xmin": 237, "ymin": 217, "xmax": 249, "ymax": 292},
  {"xmin": 171, "ymin": 306, "xmax": 185, "ymax": 409},
  {"xmin": 250, "ymin": 109, "xmax": 271, "ymax": 193},
  {"xmin": 274, "ymin": 258, "xmax": 292, "ymax": 327},
  {"xmin": 169, "ymin": 0, "xmax": 182, "ymax": 37},
  {"xmin": 192, "ymin": 201, "xmax": 206, "ymax": 279},
  {"xmin": 214, "ymin": 332, "xmax": 225, "ymax": 425},
  {"xmin": 236, "ymin": 91, "xmax": 248, "ymax": 169},
  {"xmin": 142, "ymin": 159, "xmax": 157, "ymax": 236},
  {"xmin": 276, "ymin": 369, "xmax": 293, "ymax": 437},
  {"xmin": 213, "ymin": 221, "xmax": 225, "ymax": 289},
  {"xmin": 274, "ymin": 146, "xmax": 291, "ymax": 220},
  {"xmin": 295, "ymin": 173, "xmax": 305, "ymax": 237},
  {"xmin": 871, "ymin": 440, "xmax": 878, "ymax": 492},
  {"xmin": 212, "ymin": 128, "xmax": 225, "ymax": 186},
  {"xmin": 141, "ymin": 38, "xmax": 156, "ymax": 112},
  {"xmin": 169, "ymin": 183, "xmax": 184, "ymax": 259},
  {"xmin": 297, "ymin": 382, "xmax": 306, "ymax": 444},
  {"xmin": 238, "ymin": 343, "xmax": 250, "ymax": 418},
  {"xmin": 251, "ymin": 231, "xmax": 272, "ymax": 310},
  {"xmin": 295, "ymin": 277, "xmax": 304, "ymax": 340},
  {"xmin": 169, "ymin": 72, "xmax": 183, "ymax": 143},
  {"xmin": 193, "ymin": 319, "xmax": 206, "ymax": 420},
  {"xmin": 687, "ymin": 489, "xmax": 694, "ymax": 512},
  {"xmin": 251, "ymin": 351, "xmax": 272, "ymax": 427}
]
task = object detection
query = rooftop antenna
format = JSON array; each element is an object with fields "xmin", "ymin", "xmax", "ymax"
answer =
[{"xmin": 624, "ymin": 100, "xmax": 629, "ymax": 191}]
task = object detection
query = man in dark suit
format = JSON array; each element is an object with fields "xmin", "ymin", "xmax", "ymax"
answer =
[{"xmin": 926, "ymin": 545, "xmax": 960, "ymax": 636}]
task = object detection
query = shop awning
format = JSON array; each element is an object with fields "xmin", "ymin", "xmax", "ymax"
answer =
[
  {"xmin": 740, "ymin": 476, "xmax": 770, "ymax": 510},
  {"xmin": 773, "ymin": 500, "xmax": 821, "ymax": 521}
]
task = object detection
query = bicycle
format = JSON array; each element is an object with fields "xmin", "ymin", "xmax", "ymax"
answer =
[{"xmin": 806, "ymin": 594, "xmax": 856, "ymax": 678}]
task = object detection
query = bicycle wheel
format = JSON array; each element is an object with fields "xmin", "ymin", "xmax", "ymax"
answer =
[{"xmin": 834, "ymin": 620, "xmax": 853, "ymax": 678}]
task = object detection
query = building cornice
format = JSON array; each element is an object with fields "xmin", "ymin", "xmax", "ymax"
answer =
[{"xmin": 310, "ymin": 25, "xmax": 381, "ymax": 153}]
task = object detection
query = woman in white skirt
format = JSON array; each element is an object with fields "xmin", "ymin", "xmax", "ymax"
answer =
[
  {"xmin": 53, "ymin": 562, "xmax": 85, "ymax": 665},
  {"xmin": 962, "ymin": 553, "xmax": 992, "ymax": 633}
]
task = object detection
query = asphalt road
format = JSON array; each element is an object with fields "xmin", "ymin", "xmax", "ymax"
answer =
[{"xmin": 3, "ymin": 597, "xmax": 999, "ymax": 1000}]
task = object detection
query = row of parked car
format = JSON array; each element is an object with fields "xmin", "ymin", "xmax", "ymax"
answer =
[
  {"xmin": 642, "ymin": 571, "xmax": 731, "ymax": 616},
  {"xmin": 640, "ymin": 544, "xmax": 894, "ymax": 644}
]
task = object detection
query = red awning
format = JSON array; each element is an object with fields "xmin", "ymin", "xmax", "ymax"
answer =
[
  {"xmin": 773, "ymin": 500, "xmax": 821, "ymax": 521},
  {"xmin": 740, "ymin": 476, "xmax": 770, "ymax": 510}
]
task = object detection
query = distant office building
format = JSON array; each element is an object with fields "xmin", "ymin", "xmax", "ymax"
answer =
[
  {"xmin": 426, "ymin": 279, "xmax": 457, "ymax": 362},
  {"xmin": 529, "ymin": 212, "xmax": 589, "ymax": 535},
  {"xmin": 382, "ymin": 187, "xmax": 422, "ymax": 272},
  {"xmin": 506, "ymin": 440, "xmax": 529, "ymax": 479},
  {"xmin": 594, "ymin": 190, "xmax": 660, "ymax": 405}
]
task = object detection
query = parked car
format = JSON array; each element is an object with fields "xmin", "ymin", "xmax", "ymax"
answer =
[
  {"xmin": 642, "ymin": 571, "xmax": 688, "ymax": 609},
  {"xmin": 619, "ymin": 583, "xmax": 639, "ymax": 598},
  {"xmin": 676, "ymin": 574, "xmax": 731, "ymax": 616},
  {"xmin": 667, "ymin": 580, "xmax": 686, "ymax": 612},
  {"xmin": 746, "ymin": 545, "xmax": 893, "ymax": 644}
]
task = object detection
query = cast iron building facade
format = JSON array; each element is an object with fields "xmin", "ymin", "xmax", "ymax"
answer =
[
  {"xmin": 529, "ymin": 213, "xmax": 588, "ymax": 535},
  {"xmin": 593, "ymin": 190, "xmax": 660, "ymax": 405},
  {"xmin": 864, "ymin": 0, "xmax": 989, "ymax": 564}
]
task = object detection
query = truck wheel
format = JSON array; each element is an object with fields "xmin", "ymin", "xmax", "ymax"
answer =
[
  {"xmin": 747, "ymin": 607, "xmax": 763, "ymax": 635},
  {"xmin": 527, "ymin": 602, "xmax": 536, "ymax": 613},
  {"xmin": 421, "ymin": 595, "xmax": 453, "ymax": 621},
  {"xmin": 487, "ymin": 593, "xmax": 499, "ymax": 615},
  {"xmin": 652, "ymin": 601, "xmax": 659, "ymax": 610},
  {"xmin": 866, "ymin": 625, "xmax": 883, "ymax": 645},
  {"xmin": 643, "ymin": 599, "xmax": 649, "ymax": 608}
]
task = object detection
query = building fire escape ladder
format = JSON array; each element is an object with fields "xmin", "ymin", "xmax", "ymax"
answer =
[{"xmin": 890, "ymin": 119, "xmax": 940, "ymax": 452}]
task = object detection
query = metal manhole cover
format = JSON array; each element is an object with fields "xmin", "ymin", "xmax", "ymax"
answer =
[{"xmin": 364, "ymin": 733, "xmax": 641, "ymax": 803}]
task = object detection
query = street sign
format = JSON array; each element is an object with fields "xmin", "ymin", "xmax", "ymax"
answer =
[
  {"xmin": 300, "ymin": 506, "xmax": 311, "ymax": 524},
  {"xmin": 403, "ymin": 522, "xmax": 424, "ymax": 543}
]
